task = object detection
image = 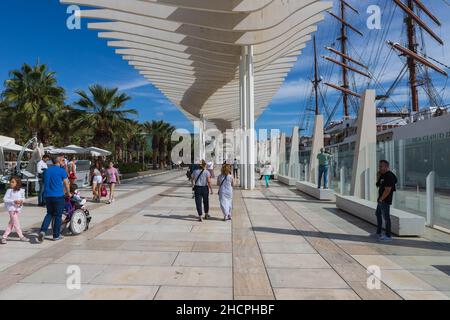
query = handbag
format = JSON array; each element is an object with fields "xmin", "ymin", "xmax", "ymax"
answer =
[
  {"xmin": 101, "ymin": 185, "xmax": 108, "ymax": 197},
  {"xmin": 218, "ymin": 175, "xmax": 228, "ymax": 195}
]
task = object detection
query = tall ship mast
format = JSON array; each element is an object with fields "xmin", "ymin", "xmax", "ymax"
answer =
[{"xmin": 298, "ymin": 0, "xmax": 449, "ymax": 145}]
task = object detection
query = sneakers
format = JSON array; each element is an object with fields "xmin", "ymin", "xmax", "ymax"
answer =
[
  {"xmin": 20, "ymin": 237, "xmax": 29, "ymax": 242},
  {"xmin": 370, "ymin": 233, "xmax": 382, "ymax": 240},
  {"xmin": 38, "ymin": 232, "xmax": 45, "ymax": 243},
  {"xmin": 205, "ymin": 214, "xmax": 211, "ymax": 220},
  {"xmin": 0, "ymin": 239, "xmax": 6, "ymax": 245},
  {"xmin": 53, "ymin": 236, "xmax": 64, "ymax": 241},
  {"xmin": 379, "ymin": 235, "xmax": 393, "ymax": 242},
  {"xmin": 198, "ymin": 216, "xmax": 203, "ymax": 222}
]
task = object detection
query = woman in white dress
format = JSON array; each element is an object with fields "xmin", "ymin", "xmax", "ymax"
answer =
[{"xmin": 217, "ymin": 164, "xmax": 234, "ymax": 221}]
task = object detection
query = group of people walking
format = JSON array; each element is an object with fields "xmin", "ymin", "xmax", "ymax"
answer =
[
  {"xmin": 191, "ymin": 160, "xmax": 235, "ymax": 222},
  {"xmin": 1, "ymin": 155, "xmax": 122, "ymax": 244},
  {"xmin": 90, "ymin": 160, "xmax": 120, "ymax": 204},
  {"xmin": 1, "ymin": 151, "xmax": 398, "ymax": 244}
]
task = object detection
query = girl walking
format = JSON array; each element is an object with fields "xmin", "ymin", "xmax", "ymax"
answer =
[
  {"xmin": 106, "ymin": 161, "xmax": 120, "ymax": 204},
  {"xmin": 91, "ymin": 160, "xmax": 104, "ymax": 202},
  {"xmin": 262, "ymin": 162, "xmax": 273, "ymax": 188},
  {"xmin": 217, "ymin": 164, "xmax": 234, "ymax": 221},
  {"xmin": 1, "ymin": 177, "xmax": 28, "ymax": 244}
]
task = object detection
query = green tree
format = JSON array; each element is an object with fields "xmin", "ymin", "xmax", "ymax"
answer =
[
  {"xmin": 74, "ymin": 84, "xmax": 138, "ymax": 148},
  {"xmin": 158, "ymin": 123, "xmax": 175, "ymax": 168},
  {"xmin": 1, "ymin": 63, "xmax": 65, "ymax": 143},
  {"xmin": 143, "ymin": 120, "xmax": 165, "ymax": 169}
]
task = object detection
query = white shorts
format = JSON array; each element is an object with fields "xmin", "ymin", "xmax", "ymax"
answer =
[{"xmin": 93, "ymin": 176, "xmax": 103, "ymax": 184}]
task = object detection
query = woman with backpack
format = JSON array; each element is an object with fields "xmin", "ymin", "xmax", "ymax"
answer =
[
  {"xmin": 191, "ymin": 160, "xmax": 213, "ymax": 222},
  {"xmin": 217, "ymin": 164, "xmax": 234, "ymax": 221}
]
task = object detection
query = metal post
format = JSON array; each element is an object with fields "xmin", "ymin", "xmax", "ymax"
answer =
[
  {"xmin": 305, "ymin": 163, "xmax": 309, "ymax": 183},
  {"xmin": 426, "ymin": 171, "xmax": 435, "ymax": 227},
  {"xmin": 340, "ymin": 167, "xmax": 345, "ymax": 195}
]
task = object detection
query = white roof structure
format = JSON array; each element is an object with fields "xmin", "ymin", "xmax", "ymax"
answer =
[
  {"xmin": 64, "ymin": 145, "xmax": 90, "ymax": 154},
  {"xmin": 47, "ymin": 148, "xmax": 79, "ymax": 155},
  {"xmin": 87, "ymin": 147, "xmax": 112, "ymax": 157},
  {"xmin": 61, "ymin": 0, "xmax": 332, "ymax": 130},
  {"xmin": 0, "ymin": 135, "xmax": 32, "ymax": 152}
]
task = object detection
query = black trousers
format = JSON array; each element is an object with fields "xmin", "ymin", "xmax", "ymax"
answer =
[
  {"xmin": 233, "ymin": 169, "xmax": 238, "ymax": 179},
  {"xmin": 376, "ymin": 203, "xmax": 392, "ymax": 237},
  {"xmin": 194, "ymin": 186, "xmax": 209, "ymax": 216}
]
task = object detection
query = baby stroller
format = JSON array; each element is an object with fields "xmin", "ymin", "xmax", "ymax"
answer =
[{"xmin": 52, "ymin": 197, "xmax": 92, "ymax": 235}]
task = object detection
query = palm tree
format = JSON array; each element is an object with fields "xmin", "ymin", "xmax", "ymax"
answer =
[
  {"xmin": 74, "ymin": 85, "xmax": 138, "ymax": 148},
  {"xmin": 50, "ymin": 105, "xmax": 87, "ymax": 146},
  {"xmin": 143, "ymin": 120, "xmax": 165, "ymax": 169},
  {"xmin": 158, "ymin": 123, "xmax": 175, "ymax": 168},
  {"xmin": 2, "ymin": 63, "xmax": 65, "ymax": 143}
]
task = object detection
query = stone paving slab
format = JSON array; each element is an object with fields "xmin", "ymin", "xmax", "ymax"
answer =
[
  {"xmin": 0, "ymin": 283, "xmax": 159, "ymax": 300},
  {"xmin": 55, "ymin": 250, "xmax": 178, "ymax": 266},
  {"xmin": 268, "ymin": 268, "xmax": 350, "ymax": 289},
  {"xmin": 274, "ymin": 288, "xmax": 361, "ymax": 300},
  {"xmin": 90, "ymin": 265, "xmax": 232, "ymax": 287},
  {"xmin": 155, "ymin": 286, "xmax": 233, "ymax": 300},
  {"xmin": 173, "ymin": 252, "xmax": 232, "ymax": 267}
]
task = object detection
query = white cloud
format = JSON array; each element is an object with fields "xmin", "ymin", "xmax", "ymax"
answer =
[
  {"xmin": 116, "ymin": 79, "xmax": 150, "ymax": 91},
  {"xmin": 271, "ymin": 79, "xmax": 312, "ymax": 104}
]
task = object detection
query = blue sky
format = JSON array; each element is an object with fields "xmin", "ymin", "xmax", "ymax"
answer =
[{"xmin": 1, "ymin": 0, "xmax": 449, "ymax": 136}]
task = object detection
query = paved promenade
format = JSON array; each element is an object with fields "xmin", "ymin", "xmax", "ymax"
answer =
[{"xmin": 0, "ymin": 171, "xmax": 450, "ymax": 300}]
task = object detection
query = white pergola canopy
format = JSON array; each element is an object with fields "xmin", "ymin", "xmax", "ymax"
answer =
[{"xmin": 61, "ymin": 0, "xmax": 332, "ymax": 131}]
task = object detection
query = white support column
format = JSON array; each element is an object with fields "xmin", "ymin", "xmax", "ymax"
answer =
[
  {"xmin": 279, "ymin": 133, "xmax": 286, "ymax": 175},
  {"xmin": 246, "ymin": 45, "xmax": 256, "ymax": 190},
  {"xmin": 239, "ymin": 47, "xmax": 248, "ymax": 189},
  {"xmin": 201, "ymin": 115, "xmax": 206, "ymax": 160},
  {"xmin": 270, "ymin": 129, "xmax": 280, "ymax": 175},
  {"xmin": 194, "ymin": 120, "xmax": 203, "ymax": 163},
  {"xmin": 288, "ymin": 126, "xmax": 300, "ymax": 178},
  {"xmin": 351, "ymin": 90, "xmax": 377, "ymax": 200},
  {"xmin": 426, "ymin": 171, "xmax": 435, "ymax": 227},
  {"xmin": 309, "ymin": 115, "xmax": 324, "ymax": 184}
]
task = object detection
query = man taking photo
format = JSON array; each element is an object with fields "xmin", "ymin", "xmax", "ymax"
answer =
[{"xmin": 375, "ymin": 160, "xmax": 398, "ymax": 242}]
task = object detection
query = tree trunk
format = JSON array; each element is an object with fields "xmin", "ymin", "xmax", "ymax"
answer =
[{"xmin": 152, "ymin": 149, "xmax": 158, "ymax": 170}]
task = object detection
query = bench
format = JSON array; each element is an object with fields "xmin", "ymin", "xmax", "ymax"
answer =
[
  {"xmin": 335, "ymin": 194, "xmax": 425, "ymax": 236},
  {"xmin": 296, "ymin": 181, "xmax": 334, "ymax": 201},
  {"xmin": 276, "ymin": 175, "xmax": 297, "ymax": 186}
]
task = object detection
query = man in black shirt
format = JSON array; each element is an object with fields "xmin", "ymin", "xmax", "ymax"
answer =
[{"xmin": 375, "ymin": 160, "xmax": 398, "ymax": 241}]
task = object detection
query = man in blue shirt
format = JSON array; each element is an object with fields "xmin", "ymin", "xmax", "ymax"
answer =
[{"xmin": 38, "ymin": 156, "xmax": 71, "ymax": 242}]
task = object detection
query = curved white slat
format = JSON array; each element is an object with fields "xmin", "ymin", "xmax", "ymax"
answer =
[{"xmin": 59, "ymin": 0, "xmax": 332, "ymax": 129}]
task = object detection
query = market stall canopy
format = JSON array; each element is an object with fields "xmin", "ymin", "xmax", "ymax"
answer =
[
  {"xmin": 60, "ymin": 0, "xmax": 332, "ymax": 131},
  {"xmin": 0, "ymin": 135, "xmax": 32, "ymax": 152},
  {"xmin": 47, "ymin": 148, "xmax": 78, "ymax": 155},
  {"xmin": 87, "ymin": 147, "xmax": 112, "ymax": 157},
  {"xmin": 64, "ymin": 145, "xmax": 90, "ymax": 154}
]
